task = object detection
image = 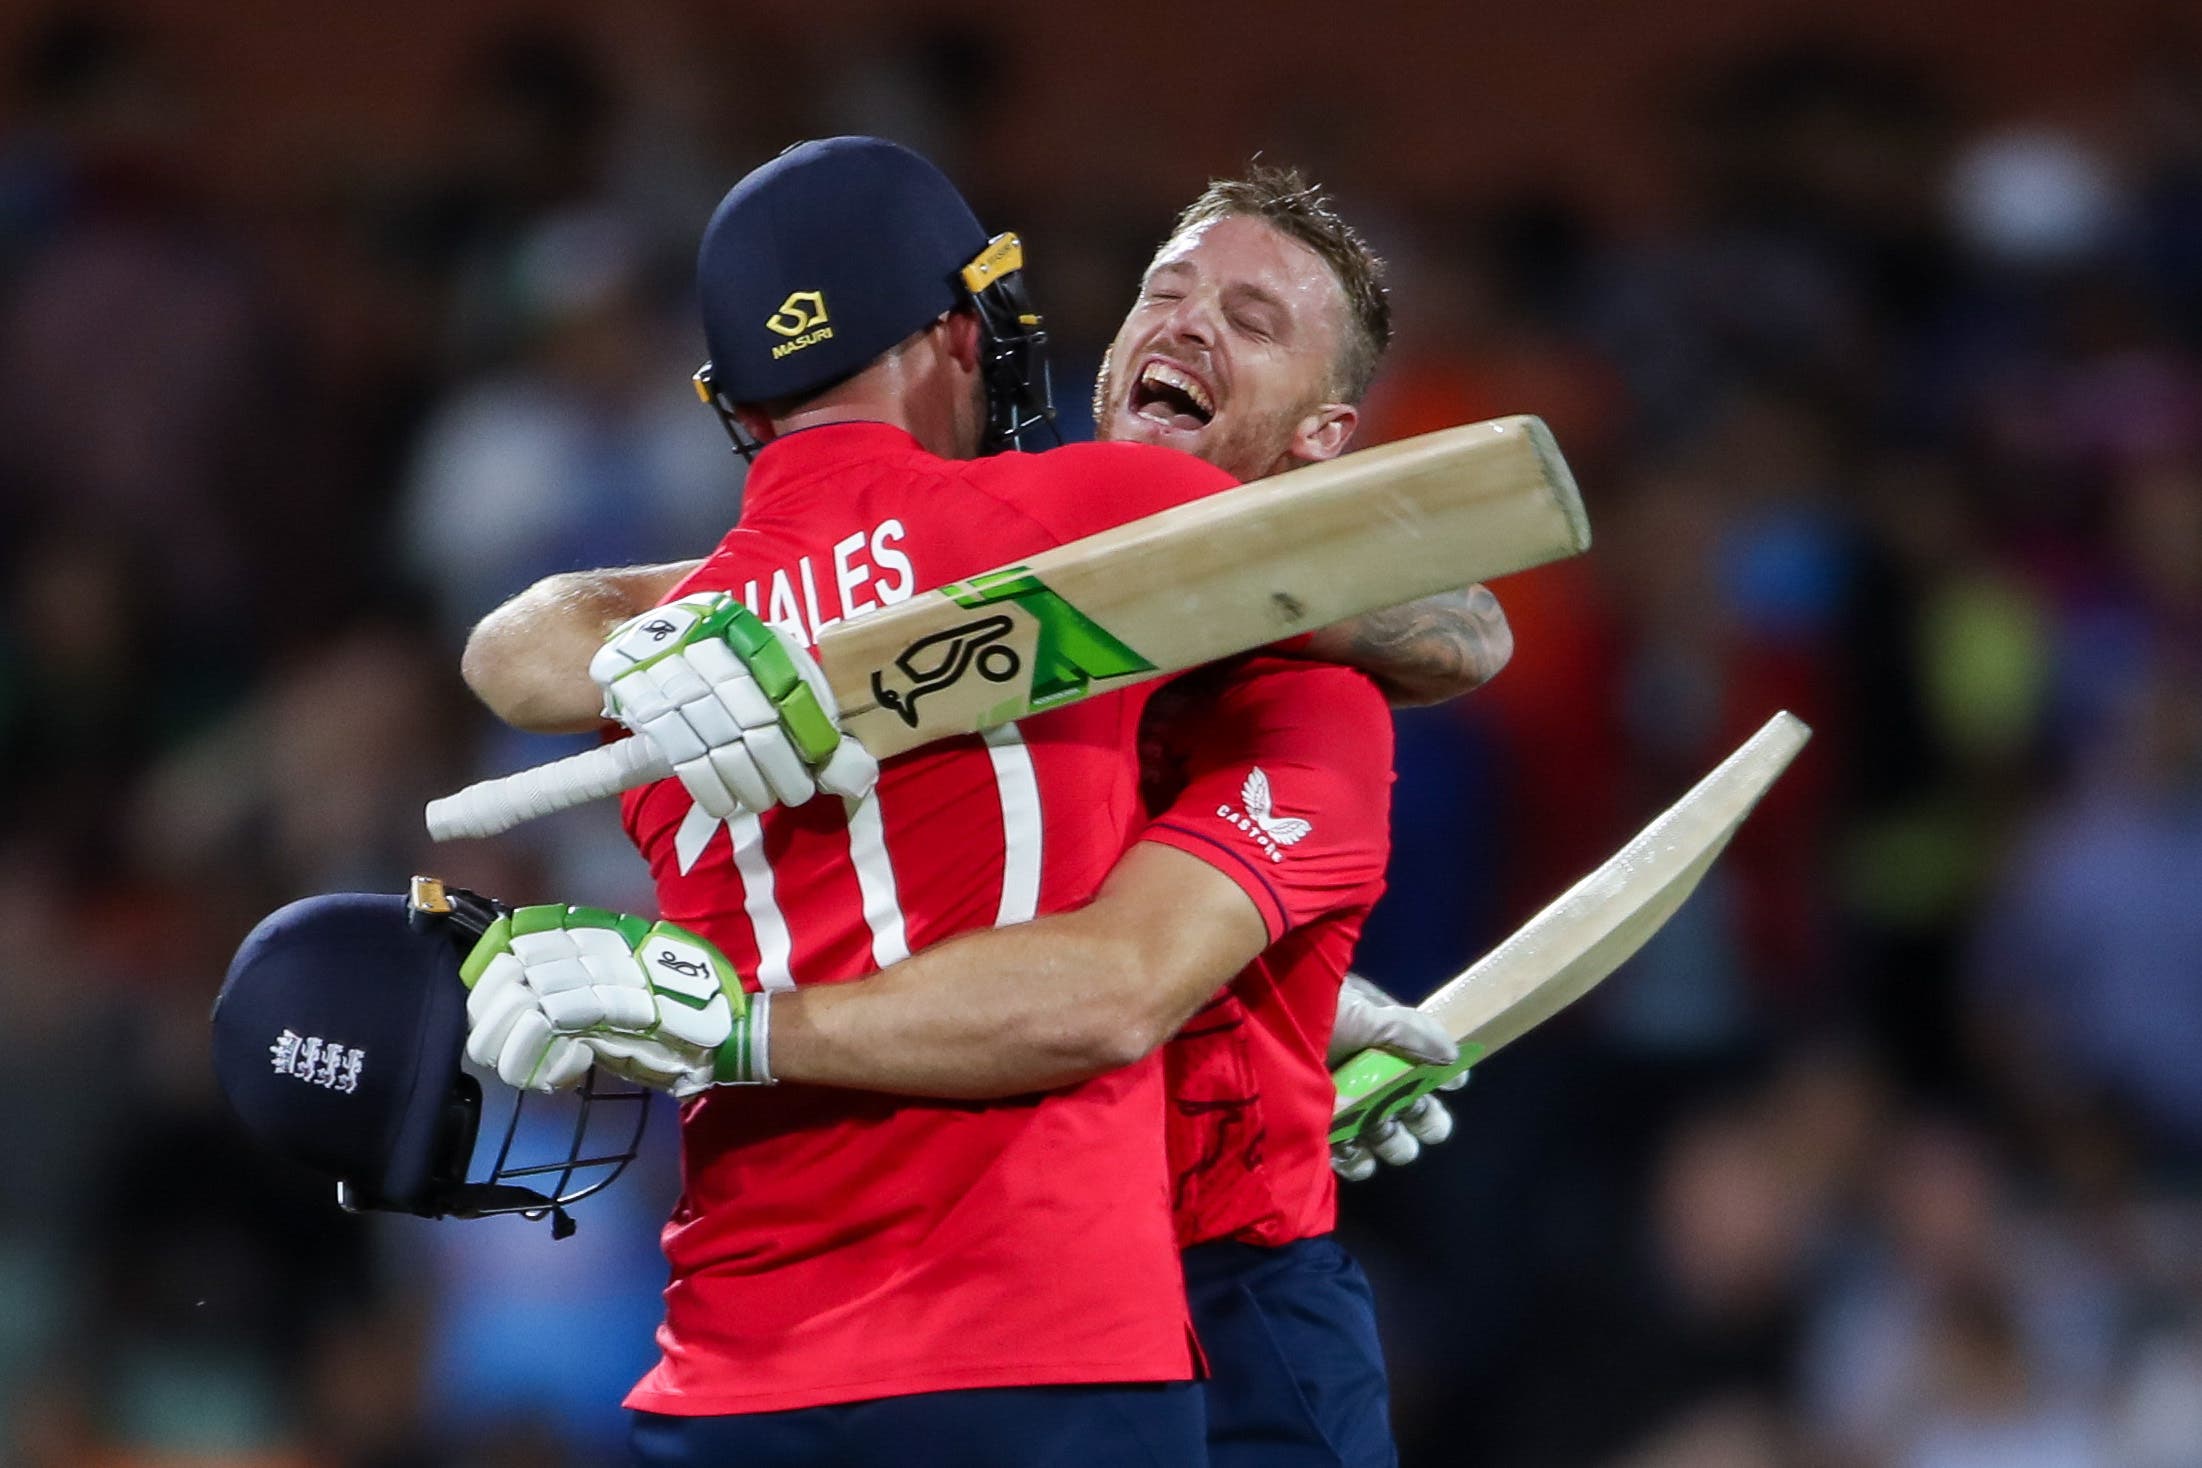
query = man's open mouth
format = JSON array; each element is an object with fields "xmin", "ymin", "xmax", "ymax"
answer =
[{"xmin": 1129, "ymin": 360, "xmax": 1216, "ymax": 432}]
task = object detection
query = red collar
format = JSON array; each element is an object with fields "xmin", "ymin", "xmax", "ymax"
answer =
[{"xmin": 738, "ymin": 421, "xmax": 931, "ymax": 513}]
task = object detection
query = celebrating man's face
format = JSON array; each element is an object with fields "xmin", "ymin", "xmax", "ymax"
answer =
[{"xmin": 1094, "ymin": 212, "xmax": 1359, "ymax": 483}]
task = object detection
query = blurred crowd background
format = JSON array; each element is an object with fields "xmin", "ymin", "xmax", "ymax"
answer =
[{"xmin": 4, "ymin": 1, "xmax": 2201, "ymax": 1464}]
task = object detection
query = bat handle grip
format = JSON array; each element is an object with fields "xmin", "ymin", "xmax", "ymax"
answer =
[
  {"xmin": 1329, "ymin": 1047, "xmax": 1478, "ymax": 1145},
  {"xmin": 425, "ymin": 736, "xmax": 674, "ymax": 841}
]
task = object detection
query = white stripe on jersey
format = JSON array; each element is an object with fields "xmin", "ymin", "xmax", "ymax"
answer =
[
  {"xmin": 845, "ymin": 790, "xmax": 910, "ymax": 969},
  {"xmin": 728, "ymin": 809, "xmax": 797, "ymax": 991},
  {"xmin": 674, "ymin": 803, "xmax": 722, "ymax": 876},
  {"xmin": 985, "ymin": 725, "xmax": 1042, "ymax": 927}
]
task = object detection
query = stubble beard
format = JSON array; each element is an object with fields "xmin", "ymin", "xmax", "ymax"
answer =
[{"xmin": 1091, "ymin": 351, "xmax": 1311, "ymax": 482}]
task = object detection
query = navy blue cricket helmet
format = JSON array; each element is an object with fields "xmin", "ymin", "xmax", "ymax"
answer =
[
  {"xmin": 211, "ymin": 879, "xmax": 645, "ymax": 1236},
  {"xmin": 691, "ymin": 135, "xmax": 1056, "ymax": 455}
]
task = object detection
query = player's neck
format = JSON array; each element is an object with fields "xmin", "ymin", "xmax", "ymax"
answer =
[
  {"xmin": 766, "ymin": 345, "xmax": 977, "ymax": 459},
  {"xmin": 771, "ymin": 398, "xmax": 927, "ymax": 447}
]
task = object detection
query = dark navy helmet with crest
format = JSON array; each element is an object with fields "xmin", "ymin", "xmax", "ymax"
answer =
[
  {"xmin": 212, "ymin": 879, "xmax": 647, "ymax": 1237},
  {"xmin": 691, "ymin": 135, "xmax": 1056, "ymax": 457}
]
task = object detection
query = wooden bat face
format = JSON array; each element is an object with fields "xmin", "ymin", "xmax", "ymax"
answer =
[
  {"xmin": 1332, "ymin": 712, "xmax": 1812, "ymax": 1145},
  {"xmin": 820, "ymin": 416, "xmax": 1588, "ymax": 760}
]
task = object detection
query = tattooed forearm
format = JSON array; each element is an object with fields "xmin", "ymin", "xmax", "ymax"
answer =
[{"xmin": 1299, "ymin": 585, "xmax": 1514, "ymax": 708}]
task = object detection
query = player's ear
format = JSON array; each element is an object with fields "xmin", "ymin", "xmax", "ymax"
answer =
[
  {"xmin": 733, "ymin": 405, "xmax": 778, "ymax": 445},
  {"xmin": 1289, "ymin": 403, "xmax": 1358, "ymax": 465},
  {"xmin": 940, "ymin": 307, "xmax": 985, "ymax": 375}
]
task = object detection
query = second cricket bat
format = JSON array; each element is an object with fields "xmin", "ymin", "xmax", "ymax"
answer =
[
  {"xmin": 1332, "ymin": 711, "xmax": 1812, "ymax": 1145},
  {"xmin": 429, "ymin": 415, "xmax": 1588, "ymax": 840}
]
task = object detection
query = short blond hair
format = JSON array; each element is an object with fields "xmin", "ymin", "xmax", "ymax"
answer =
[{"xmin": 1164, "ymin": 163, "xmax": 1392, "ymax": 402}]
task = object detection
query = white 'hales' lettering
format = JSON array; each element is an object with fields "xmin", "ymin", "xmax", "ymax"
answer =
[{"xmin": 732, "ymin": 519, "xmax": 921, "ymax": 644}]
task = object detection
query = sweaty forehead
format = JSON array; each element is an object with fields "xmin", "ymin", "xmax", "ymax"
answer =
[{"xmin": 1147, "ymin": 215, "xmax": 1346, "ymax": 322}]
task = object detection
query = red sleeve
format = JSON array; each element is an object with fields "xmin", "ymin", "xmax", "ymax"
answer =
[
  {"xmin": 1138, "ymin": 659, "xmax": 1394, "ymax": 944},
  {"xmin": 977, "ymin": 441, "xmax": 1239, "ymax": 546}
]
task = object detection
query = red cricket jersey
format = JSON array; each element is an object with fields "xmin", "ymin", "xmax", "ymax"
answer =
[
  {"xmin": 1139, "ymin": 657, "xmax": 1396, "ymax": 1248},
  {"xmin": 619, "ymin": 422, "xmax": 1236, "ymax": 1414}
]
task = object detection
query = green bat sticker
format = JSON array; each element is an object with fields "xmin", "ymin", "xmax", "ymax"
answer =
[{"xmin": 871, "ymin": 567, "xmax": 1156, "ymax": 728}]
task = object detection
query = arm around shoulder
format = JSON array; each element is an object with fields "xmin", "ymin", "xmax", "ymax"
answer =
[
  {"xmin": 461, "ymin": 561, "xmax": 701, "ymax": 732},
  {"xmin": 767, "ymin": 842, "xmax": 1270, "ymax": 1097},
  {"xmin": 1298, "ymin": 583, "xmax": 1513, "ymax": 707}
]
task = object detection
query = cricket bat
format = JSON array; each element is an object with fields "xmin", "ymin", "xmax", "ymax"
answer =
[
  {"xmin": 1331, "ymin": 711, "xmax": 1812, "ymax": 1146},
  {"xmin": 427, "ymin": 415, "xmax": 1589, "ymax": 842}
]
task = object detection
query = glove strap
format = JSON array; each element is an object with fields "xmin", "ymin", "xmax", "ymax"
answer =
[{"xmin": 713, "ymin": 990, "xmax": 776, "ymax": 1086}]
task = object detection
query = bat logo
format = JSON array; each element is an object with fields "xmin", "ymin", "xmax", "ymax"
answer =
[
  {"xmin": 867, "ymin": 569, "xmax": 1157, "ymax": 731},
  {"xmin": 1240, "ymin": 768, "xmax": 1312, "ymax": 845},
  {"xmin": 872, "ymin": 615, "xmax": 1021, "ymax": 728}
]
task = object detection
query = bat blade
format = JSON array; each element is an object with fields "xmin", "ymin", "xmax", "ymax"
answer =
[
  {"xmin": 429, "ymin": 416, "xmax": 1588, "ymax": 841},
  {"xmin": 828, "ymin": 414, "xmax": 1588, "ymax": 755},
  {"xmin": 1332, "ymin": 711, "xmax": 1811, "ymax": 1139},
  {"xmin": 1426, "ymin": 710, "xmax": 1810, "ymax": 1058}
]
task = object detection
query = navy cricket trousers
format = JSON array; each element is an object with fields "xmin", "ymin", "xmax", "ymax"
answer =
[
  {"xmin": 1182, "ymin": 1234, "xmax": 1398, "ymax": 1468},
  {"xmin": 631, "ymin": 1381, "xmax": 1205, "ymax": 1467}
]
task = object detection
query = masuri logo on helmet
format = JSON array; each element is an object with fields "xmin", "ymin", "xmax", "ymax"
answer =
[{"xmin": 766, "ymin": 290, "xmax": 833, "ymax": 359}]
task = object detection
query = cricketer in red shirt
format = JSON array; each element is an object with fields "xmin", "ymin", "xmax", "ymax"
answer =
[
  {"xmin": 619, "ymin": 422, "xmax": 1237, "ymax": 1414},
  {"xmin": 1140, "ymin": 657, "xmax": 1394, "ymax": 1252}
]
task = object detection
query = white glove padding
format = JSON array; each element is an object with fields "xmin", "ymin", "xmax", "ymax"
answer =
[
  {"xmin": 465, "ymin": 965, "xmax": 596, "ymax": 1093},
  {"xmin": 590, "ymin": 593, "xmax": 880, "ymax": 821},
  {"xmin": 1329, "ymin": 972, "xmax": 1460, "ymax": 1068},
  {"xmin": 461, "ymin": 904, "xmax": 769, "ymax": 1097}
]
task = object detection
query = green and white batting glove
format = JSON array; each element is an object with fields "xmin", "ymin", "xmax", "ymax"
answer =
[
  {"xmin": 1328, "ymin": 973, "xmax": 1469, "ymax": 1182},
  {"xmin": 460, "ymin": 904, "xmax": 772, "ymax": 1097},
  {"xmin": 589, "ymin": 592, "xmax": 879, "ymax": 819}
]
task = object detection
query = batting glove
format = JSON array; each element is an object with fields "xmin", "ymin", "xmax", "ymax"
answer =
[
  {"xmin": 589, "ymin": 593, "xmax": 880, "ymax": 820},
  {"xmin": 460, "ymin": 904, "xmax": 771, "ymax": 1097},
  {"xmin": 1329, "ymin": 973, "xmax": 1469, "ymax": 1181}
]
